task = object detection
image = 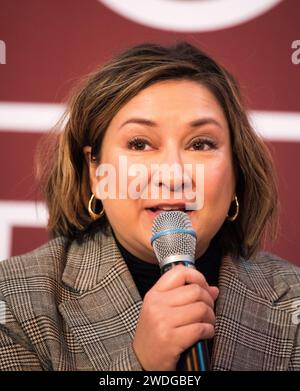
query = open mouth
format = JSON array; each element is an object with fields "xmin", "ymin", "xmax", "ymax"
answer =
[
  {"xmin": 148, "ymin": 207, "xmax": 187, "ymax": 213},
  {"xmin": 145, "ymin": 207, "xmax": 193, "ymax": 218}
]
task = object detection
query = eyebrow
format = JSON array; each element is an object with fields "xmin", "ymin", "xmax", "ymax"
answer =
[{"xmin": 119, "ymin": 117, "xmax": 223, "ymax": 130}]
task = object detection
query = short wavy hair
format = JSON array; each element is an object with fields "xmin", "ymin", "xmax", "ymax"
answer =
[{"xmin": 36, "ymin": 41, "xmax": 279, "ymax": 260}]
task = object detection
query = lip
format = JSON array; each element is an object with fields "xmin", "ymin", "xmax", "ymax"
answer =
[
  {"xmin": 144, "ymin": 201, "xmax": 195, "ymax": 222},
  {"xmin": 145, "ymin": 208, "xmax": 193, "ymax": 221},
  {"xmin": 145, "ymin": 201, "xmax": 188, "ymax": 209}
]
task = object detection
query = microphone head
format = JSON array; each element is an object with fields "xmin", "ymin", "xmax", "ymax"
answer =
[{"xmin": 151, "ymin": 211, "xmax": 197, "ymax": 268}]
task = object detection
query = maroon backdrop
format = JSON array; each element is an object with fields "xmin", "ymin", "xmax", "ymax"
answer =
[{"xmin": 0, "ymin": 0, "xmax": 299, "ymax": 265}]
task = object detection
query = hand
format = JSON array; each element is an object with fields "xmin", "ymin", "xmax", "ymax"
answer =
[{"xmin": 132, "ymin": 264, "xmax": 219, "ymax": 371}]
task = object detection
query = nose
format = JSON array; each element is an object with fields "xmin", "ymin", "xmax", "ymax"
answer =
[{"xmin": 151, "ymin": 145, "xmax": 191, "ymax": 194}]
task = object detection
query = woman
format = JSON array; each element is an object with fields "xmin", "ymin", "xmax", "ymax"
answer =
[{"xmin": 0, "ymin": 42, "xmax": 299, "ymax": 371}]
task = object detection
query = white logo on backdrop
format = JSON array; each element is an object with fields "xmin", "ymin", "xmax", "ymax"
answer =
[
  {"xmin": 99, "ymin": 0, "xmax": 282, "ymax": 32},
  {"xmin": 0, "ymin": 201, "xmax": 48, "ymax": 260}
]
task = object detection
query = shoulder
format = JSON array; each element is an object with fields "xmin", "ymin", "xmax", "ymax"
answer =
[
  {"xmin": 250, "ymin": 250, "xmax": 300, "ymax": 280},
  {"xmin": 0, "ymin": 235, "xmax": 70, "ymax": 285},
  {"xmin": 233, "ymin": 250, "xmax": 300, "ymax": 300}
]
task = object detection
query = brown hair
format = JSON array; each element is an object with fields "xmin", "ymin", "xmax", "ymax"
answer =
[{"xmin": 36, "ymin": 41, "xmax": 279, "ymax": 260}]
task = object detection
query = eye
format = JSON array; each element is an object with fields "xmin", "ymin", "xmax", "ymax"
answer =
[
  {"xmin": 189, "ymin": 137, "xmax": 217, "ymax": 151},
  {"xmin": 127, "ymin": 137, "xmax": 152, "ymax": 151}
]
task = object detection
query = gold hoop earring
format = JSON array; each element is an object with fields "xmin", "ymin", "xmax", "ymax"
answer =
[
  {"xmin": 88, "ymin": 194, "xmax": 105, "ymax": 221},
  {"xmin": 226, "ymin": 195, "xmax": 239, "ymax": 222}
]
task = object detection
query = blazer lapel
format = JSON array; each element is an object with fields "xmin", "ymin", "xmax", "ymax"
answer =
[
  {"xmin": 58, "ymin": 228, "xmax": 297, "ymax": 371},
  {"xmin": 211, "ymin": 254, "xmax": 295, "ymax": 370},
  {"xmin": 59, "ymin": 228, "xmax": 142, "ymax": 370}
]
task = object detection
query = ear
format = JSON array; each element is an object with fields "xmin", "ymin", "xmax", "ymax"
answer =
[
  {"xmin": 83, "ymin": 145, "xmax": 92, "ymax": 166},
  {"xmin": 83, "ymin": 146, "xmax": 98, "ymax": 196}
]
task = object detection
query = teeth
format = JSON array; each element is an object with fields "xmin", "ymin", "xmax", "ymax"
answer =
[{"xmin": 156, "ymin": 207, "xmax": 184, "ymax": 211}]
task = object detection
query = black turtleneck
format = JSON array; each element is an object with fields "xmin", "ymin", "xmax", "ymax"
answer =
[{"xmin": 114, "ymin": 231, "xmax": 222, "ymax": 299}]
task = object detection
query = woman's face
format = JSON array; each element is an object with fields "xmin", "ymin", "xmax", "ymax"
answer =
[{"xmin": 84, "ymin": 79, "xmax": 235, "ymax": 263}]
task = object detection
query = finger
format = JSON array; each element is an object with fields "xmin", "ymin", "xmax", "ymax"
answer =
[
  {"xmin": 162, "ymin": 284, "xmax": 215, "ymax": 309},
  {"xmin": 209, "ymin": 286, "xmax": 219, "ymax": 301},
  {"xmin": 154, "ymin": 265, "xmax": 209, "ymax": 292},
  {"xmin": 174, "ymin": 323, "xmax": 215, "ymax": 352},
  {"xmin": 170, "ymin": 302, "xmax": 216, "ymax": 328}
]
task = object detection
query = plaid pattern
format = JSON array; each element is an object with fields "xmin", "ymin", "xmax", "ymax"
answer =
[{"xmin": 0, "ymin": 227, "xmax": 299, "ymax": 371}]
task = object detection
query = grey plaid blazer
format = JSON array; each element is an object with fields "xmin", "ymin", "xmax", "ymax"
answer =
[{"xmin": 0, "ymin": 227, "xmax": 300, "ymax": 371}]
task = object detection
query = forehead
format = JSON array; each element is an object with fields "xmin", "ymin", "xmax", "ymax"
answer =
[{"xmin": 110, "ymin": 79, "xmax": 227, "ymax": 125}]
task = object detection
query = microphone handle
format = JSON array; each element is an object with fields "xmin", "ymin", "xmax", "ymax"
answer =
[{"xmin": 161, "ymin": 261, "xmax": 211, "ymax": 372}]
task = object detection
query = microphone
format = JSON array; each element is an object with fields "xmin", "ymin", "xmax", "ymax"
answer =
[{"xmin": 150, "ymin": 210, "xmax": 210, "ymax": 371}]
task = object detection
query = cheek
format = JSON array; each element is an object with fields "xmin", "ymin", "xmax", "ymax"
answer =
[
  {"xmin": 204, "ymin": 159, "xmax": 235, "ymax": 210},
  {"xmin": 99, "ymin": 147, "xmax": 150, "ymax": 198},
  {"xmin": 97, "ymin": 146, "xmax": 142, "ymax": 228},
  {"xmin": 101, "ymin": 198, "xmax": 140, "ymax": 235},
  {"xmin": 103, "ymin": 197, "xmax": 136, "ymax": 213},
  {"xmin": 97, "ymin": 147, "xmax": 123, "ymax": 194}
]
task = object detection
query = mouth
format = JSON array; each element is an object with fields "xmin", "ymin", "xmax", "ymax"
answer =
[{"xmin": 145, "ymin": 206, "xmax": 193, "ymax": 220}]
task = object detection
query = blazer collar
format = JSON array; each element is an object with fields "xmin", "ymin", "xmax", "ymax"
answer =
[
  {"xmin": 62, "ymin": 227, "xmax": 290, "ymax": 303},
  {"xmin": 220, "ymin": 253, "xmax": 290, "ymax": 304},
  {"xmin": 60, "ymin": 227, "xmax": 143, "ymax": 370},
  {"xmin": 62, "ymin": 226, "xmax": 124, "ymax": 293},
  {"xmin": 60, "ymin": 228, "xmax": 293, "ymax": 370},
  {"xmin": 212, "ymin": 254, "xmax": 294, "ymax": 370}
]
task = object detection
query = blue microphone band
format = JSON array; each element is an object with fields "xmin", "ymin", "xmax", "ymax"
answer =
[{"xmin": 151, "ymin": 228, "xmax": 197, "ymax": 245}]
